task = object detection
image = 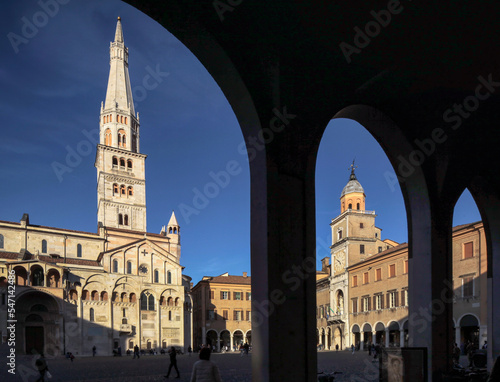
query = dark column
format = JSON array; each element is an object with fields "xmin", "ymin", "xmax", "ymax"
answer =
[
  {"xmin": 408, "ymin": 190, "xmax": 454, "ymax": 379},
  {"xmin": 250, "ymin": 145, "xmax": 318, "ymax": 381}
]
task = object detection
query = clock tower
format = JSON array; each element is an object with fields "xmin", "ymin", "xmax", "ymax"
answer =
[{"xmin": 327, "ymin": 162, "xmax": 394, "ymax": 350}]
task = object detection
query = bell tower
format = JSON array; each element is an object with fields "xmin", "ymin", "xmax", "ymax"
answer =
[{"xmin": 95, "ymin": 17, "xmax": 147, "ymax": 232}]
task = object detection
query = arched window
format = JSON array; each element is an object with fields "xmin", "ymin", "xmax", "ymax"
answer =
[
  {"xmin": 113, "ymin": 184, "xmax": 119, "ymax": 194},
  {"xmin": 31, "ymin": 267, "xmax": 44, "ymax": 286},
  {"xmin": 127, "ymin": 261, "xmax": 132, "ymax": 274},
  {"xmin": 90, "ymin": 308, "xmax": 95, "ymax": 322},
  {"xmin": 348, "ymin": 203, "xmax": 352, "ymax": 210},
  {"xmin": 42, "ymin": 239, "xmax": 47, "ymax": 254},
  {"xmin": 121, "ymin": 292, "xmax": 128, "ymax": 302},
  {"xmin": 169, "ymin": 227, "xmax": 172, "ymax": 234},
  {"xmin": 140, "ymin": 292, "xmax": 155, "ymax": 311},
  {"xmin": 0, "ymin": 234, "xmax": 4, "ymax": 249},
  {"xmin": 109, "ymin": 114, "xmax": 112, "ymax": 122},
  {"xmin": 167, "ymin": 271, "xmax": 172, "ymax": 284},
  {"xmin": 82, "ymin": 290, "xmax": 89, "ymax": 301},
  {"xmin": 127, "ymin": 187, "xmax": 133, "ymax": 196},
  {"xmin": 120, "ymin": 185, "xmax": 126, "ymax": 195},
  {"xmin": 154, "ymin": 269, "xmax": 159, "ymax": 283},
  {"xmin": 124, "ymin": 215, "xmax": 129, "ymax": 225},
  {"xmin": 69, "ymin": 289, "xmax": 78, "ymax": 300},
  {"xmin": 127, "ymin": 160, "xmax": 132, "ymax": 169},
  {"xmin": 101, "ymin": 291, "xmax": 108, "ymax": 301},
  {"xmin": 124, "ymin": 117, "xmax": 127, "ymax": 124},
  {"xmin": 118, "ymin": 129, "xmax": 126, "ymax": 148},
  {"xmin": 104, "ymin": 128, "xmax": 112, "ymax": 146},
  {"xmin": 173, "ymin": 228, "xmax": 177, "ymax": 234},
  {"xmin": 91, "ymin": 291, "xmax": 99, "ymax": 301},
  {"xmin": 120, "ymin": 158, "xmax": 125, "ymax": 167},
  {"xmin": 112, "ymin": 156, "xmax": 118, "ymax": 167},
  {"xmin": 112, "ymin": 259, "xmax": 118, "ymax": 273},
  {"xmin": 77, "ymin": 244, "xmax": 82, "ymax": 258},
  {"xmin": 130, "ymin": 293, "xmax": 136, "ymax": 303},
  {"xmin": 120, "ymin": 116, "xmax": 123, "ymax": 123},
  {"xmin": 118, "ymin": 214, "xmax": 123, "ymax": 225},
  {"xmin": 357, "ymin": 203, "xmax": 360, "ymax": 210}
]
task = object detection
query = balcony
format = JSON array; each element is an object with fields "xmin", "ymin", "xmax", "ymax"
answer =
[{"xmin": 120, "ymin": 324, "xmax": 132, "ymax": 333}]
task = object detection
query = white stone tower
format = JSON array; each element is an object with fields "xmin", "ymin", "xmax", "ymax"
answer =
[{"xmin": 95, "ymin": 17, "xmax": 147, "ymax": 232}]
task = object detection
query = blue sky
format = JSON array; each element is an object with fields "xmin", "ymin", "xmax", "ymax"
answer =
[{"xmin": 0, "ymin": 0, "xmax": 481, "ymax": 285}]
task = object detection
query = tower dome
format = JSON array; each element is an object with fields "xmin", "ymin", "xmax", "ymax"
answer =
[{"xmin": 340, "ymin": 162, "xmax": 365, "ymax": 213}]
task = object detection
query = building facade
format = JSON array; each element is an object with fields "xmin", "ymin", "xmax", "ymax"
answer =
[
  {"xmin": 0, "ymin": 18, "xmax": 187, "ymax": 356},
  {"xmin": 192, "ymin": 272, "xmax": 251, "ymax": 351},
  {"xmin": 318, "ymin": 166, "xmax": 487, "ymax": 352}
]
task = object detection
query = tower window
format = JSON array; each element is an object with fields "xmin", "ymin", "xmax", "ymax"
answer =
[
  {"xmin": 127, "ymin": 160, "xmax": 132, "ymax": 169},
  {"xmin": 124, "ymin": 117, "xmax": 127, "ymax": 125},
  {"xmin": 120, "ymin": 158, "xmax": 125, "ymax": 167},
  {"xmin": 357, "ymin": 203, "xmax": 360, "ymax": 210},
  {"xmin": 120, "ymin": 185, "xmax": 126, "ymax": 195},
  {"xmin": 118, "ymin": 129, "xmax": 126, "ymax": 148},
  {"xmin": 127, "ymin": 187, "xmax": 133, "ymax": 196},
  {"xmin": 338, "ymin": 230, "xmax": 342, "ymax": 240},
  {"xmin": 112, "ymin": 156, "xmax": 118, "ymax": 167},
  {"xmin": 77, "ymin": 244, "xmax": 82, "ymax": 258},
  {"xmin": 118, "ymin": 214, "xmax": 123, "ymax": 225},
  {"xmin": 124, "ymin": 214, "xmax": 129, "ymax": 225},
  {"xmin": 360, "ymin": 223, "xmax": 364, "ymax": 229},
  {"xmin": 348, "ymin": 203, "xmax": 352, "ymax": 209},
  {"xmin": 113, "ymin": 184, "xmax": 119, "ymax": 194},
  {"xmin": 105, "ymin": 129, "xmax": 112, "ymax": 146}
]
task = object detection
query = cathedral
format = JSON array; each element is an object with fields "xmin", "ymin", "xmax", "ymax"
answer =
[{"xmin": 0, "ymin": 18, "xmax": 188, "ymax": 356}]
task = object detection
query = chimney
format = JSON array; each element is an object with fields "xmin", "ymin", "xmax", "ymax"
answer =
[{"xmin": 243, "ymin": 272, "xmax": 248, "ymax": 277}]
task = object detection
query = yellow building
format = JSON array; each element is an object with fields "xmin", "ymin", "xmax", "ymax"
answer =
[
  {"xmin": 192, "ymin": 272, "xmax": 251, "ymax": 351},
  {"xmin": 0, "ymin": 18, "xmax": 187, "ymax": 356},
  {"xmin": 318, "ymin": 165, "xmax": 487, "ymax": 352}
]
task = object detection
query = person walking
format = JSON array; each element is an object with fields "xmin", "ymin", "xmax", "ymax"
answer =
[
  {"xmin": 133, "ymin": 344, "xmax": 140, "ymax": 359},
  {"xmin": 453, "ymin": 343, "xmax": 461, "ymax": 365},
  {"xmin": 190, "ymin": 347, "xmax": 222, "ymax": 382},
  {"xmin": 35, "ymin": 354, "xmax": 49, "ymax": 382},
  {"xmin": 351, "ymin": 344, "xmax": 355, "ymax": 354},
  {"xmin": 165, "ymin": 346, "xmax": 180, "ymax": 379},
  {"xmin": 92, "ymin": 345, "xmax": 96, "ymax": 357}
]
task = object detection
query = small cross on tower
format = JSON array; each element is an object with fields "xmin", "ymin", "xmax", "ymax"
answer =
[{"xmin": 141, "ymin": 249, "xmax": 148, "ymax": 256}]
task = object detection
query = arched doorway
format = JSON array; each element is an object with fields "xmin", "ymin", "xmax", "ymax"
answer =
[
  {"xmin": 333, "ymin": 327, "xmax": 342, "ymax": 350},
  {"xmin": 460, "ymin": 314, "xmax": 479, "ymax": 349},
  {"xmin": 352, "ymin": 325, "xmax": 361, "ymax": 349},
  {"xmin": 233, "ymin": 330, "xmax": 244, "ymax": 350},
  {"xmin": 220, "ymin": 330, "xmax": 230, "ymax": 351},
  {"xmin": 388, "ymin": 321, "xmax": 400, "ymax": 347},
  {"xmin": 206, "ymin": 330, "xmax": 218, "ymax": 350},
  {"xmin": 320, "ymin": 328, "xmax": 325, "ymax": 349},
  {"xmin": 16, "ymin": 291, "xmax": 60, "ymax": 355},
  {"xmin": 375, "ymin": 322, "xmax": 385, "ymax": 345},
  {"xmin": 245, "ymin": 330, "xmax": 252, "ymax": 345},
  {"xmin": 30, "ymin": 265, "xmax": 44, "ymax": 286},
  {"xmin": 362, "ymin": 323, "xmax": 372, "ymax": 350}
]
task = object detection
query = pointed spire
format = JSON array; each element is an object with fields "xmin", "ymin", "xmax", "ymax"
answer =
[
  {"xmin": 114, "ymin": 17, "xmax": 124, "ymax": 43},
  {"xmin": 168, "ymin": 211, "xmax": 179, "ymax": 227}
]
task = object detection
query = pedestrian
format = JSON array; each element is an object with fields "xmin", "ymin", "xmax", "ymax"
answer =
[
  {"xmin": 466, "ymin": 342, "xmax": 474, "ymax": 367},
  {"xmin": 188, "ymin": 346, "xmax": 192, "ymax": 357},
  {"xmin": 92, "ymin": 345, "xmax": 96, "ymax": 357},
  {"xmin": 453, "ymin": 343, "xmax": 461, "ymax": 365},
  {"xmin": 165, "ymin": 346, "xmax": 180, "ymax": 379},
  {"xmin": 374, "ymin": 344, "xmax": 380, "ymax": 360},
  {"xmin": 69, "ymin": 352, "xmax": 75, "ymax": 362},
  {"xmin": 190, "ymin": 347, "xmax": 222, "ymax": 382},
  {"xmin": 482, "ymin": 341, "xmax": 488, "ymax": 350},
  {"xmin": 244, "ymin": 342, "xmax": 249, "ymax": 356},
  {"xmin": 351, "ymin": 344, "xmax": 355, "ymax": 354},
  {"xmin": 35, "ymin": 353, "xmax": 50, "ymax": 382},
  {"xmin": 133, "ymin": 344, "xmax": 140, "ymax": 359}
]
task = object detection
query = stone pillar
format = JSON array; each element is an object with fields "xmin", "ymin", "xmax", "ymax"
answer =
[
  {"xmin": 250, "ymin": 140, "xmax": 317, "ymax": 381},
  {"xmin": 201, "ymin": 327, "xmax": 206, "ymax": 346},
  {"xmin": 408, "ymin": 199, "xmax": 454, "ymax": 379},
  {"xmin": 385, "ymin": 328, "xmax": 390, "ymax": 347},
  {"xmin": 230, "ymin": 333, "xmax": 234, "ymax": 351},
  {"xmin": 400, "ymin": 330, "xmax": 405, "ymax": 348},
  {"xmin": 455, "ymin": 326, "xmax": 461, "ymax": 347}
]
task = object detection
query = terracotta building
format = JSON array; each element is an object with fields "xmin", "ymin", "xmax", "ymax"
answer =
[
  {"xmin": 192, "ymin": 272, "xmax": 251, "ymax": 351},
  {"xmin": 0, "ymin": 18, "xmax": 188, "ymax": 356}
]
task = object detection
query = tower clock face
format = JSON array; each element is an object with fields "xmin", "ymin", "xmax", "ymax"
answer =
[
  {"xmin": 334, "ymin": 251, "xmax": 345, "ymax": 272},
  {"xmin": 138, "ymin": 264, "xmax": 149, "ymax": 275}
]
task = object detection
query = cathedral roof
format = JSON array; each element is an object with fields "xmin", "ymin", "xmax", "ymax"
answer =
[{"xmin": 341, "ymin": 167, "xmax": 364, "ymax": 197}]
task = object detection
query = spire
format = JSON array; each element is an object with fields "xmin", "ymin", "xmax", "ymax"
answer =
[
  {"xmin": 168, "ymin": 211, "xmax": 179, "ymax": 227},
  {"xmin": 348, "ymin": 159, "xmax": 358, "ymax": 180},
  {"xmin": 340, "ymin": 161, "xmax": 365, "ymax": 212},
  {"xmin": 114, "ymin": 16, "xmax": 123, "ymax": 43},
  {"xmin": 104, "ymin": 17, "xmax": 135, "ymax": 115}
]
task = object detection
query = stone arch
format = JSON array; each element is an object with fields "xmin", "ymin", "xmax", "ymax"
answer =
[
  {"xmin": 46, "ymin": 268, "xmax": 61, "ymax": 288},
  {"xmin": 30, "ymin": 265, "xmax": 44, "ymax": 286},
  {"xmin": 13, "ymin": 266, "xmax": 27, "ymax": 286}
]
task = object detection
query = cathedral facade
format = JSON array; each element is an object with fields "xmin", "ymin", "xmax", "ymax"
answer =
[{"xmin": 0, "ymin": 18, "xmax": 188, "ymax": 357}]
